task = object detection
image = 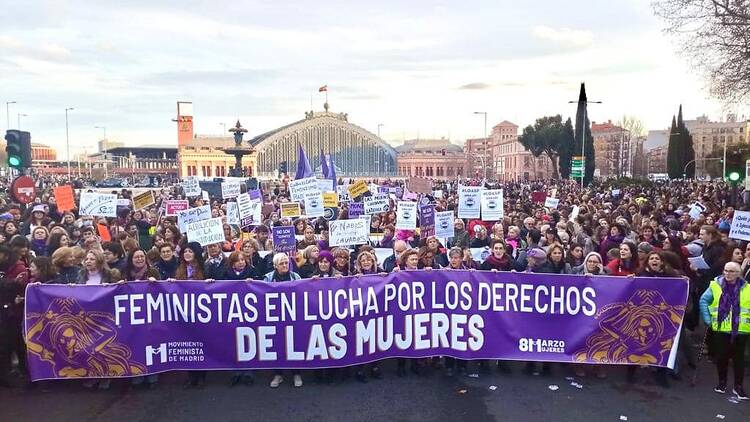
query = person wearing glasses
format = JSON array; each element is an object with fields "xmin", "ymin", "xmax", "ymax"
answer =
[{"xmin": 699, "ymin": 261, "xmax": 750, "ymax": 400}]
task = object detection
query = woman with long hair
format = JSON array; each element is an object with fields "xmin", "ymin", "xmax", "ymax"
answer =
[
  {"xmin": 77, "ymin": 250, "xmax": 119, "ymax": 285},
  {"xmin": 76, "ymin": 250, "xmax": 119, "ymax": 390},
  {"xmin": 173, "ymin": 242, "xmax": 208, "ymax": 389},
  {"xmin": 606, "ymin": 242, "xmax": 638, "ymax": 277},
  {"xmin": 354, "ymin": 250, "xmax": 380, "ymax": 275},
  {"xmin": 29, "ymin": 256, "xmax": 56, "ymax": 283},
  {"xmin": 297, "ymin": 244, "xmax": 320, "ymax": 279},
  {"xmin": 46, "ymin": 231, "xmax": 70, "ymax": 256},
  {"xmin": 123, "ymin": 249, "xmax": 159, "ymax": 281},
  {"xmin": 547, "ymin": 243, "xmax": 572, "ymax": 274},
  {"xmin": 331, "ymin": 248, "xmax": 350, "ymax": 276}
]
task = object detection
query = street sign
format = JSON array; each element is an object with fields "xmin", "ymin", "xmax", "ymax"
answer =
[
  {"xmin": 11, "ymin": 175, "xmax": 36, "ymax": 204},
  {"xmin": 571, "ymin": 156, "xmax": 585, "ymax": 178}
]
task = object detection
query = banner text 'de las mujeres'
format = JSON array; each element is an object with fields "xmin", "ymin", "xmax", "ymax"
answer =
[{"xmin": 24, "ymin": 271, "xmax": 688, "ymax": 380}]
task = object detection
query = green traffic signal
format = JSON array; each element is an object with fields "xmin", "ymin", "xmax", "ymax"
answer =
[
  {"xmin": 729, "ymin": 172, "xmax": 740, "ymax": 182},
  {"xmin": 8, "ymin": 156, "xmax": 21, "ymax": 167}
]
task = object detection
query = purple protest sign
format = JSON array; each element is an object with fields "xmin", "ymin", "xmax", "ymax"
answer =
[
  {"xmin": 249, "ymin": 189, "xmax": 262, "ymax": 201},
  {"xmin": 378, "ymin": 187, "xmax": 389, "ymax": 195},
  {"xmin": 24, "ymin": 272, "xmax": 687, "ymax": 381},
  {"xmin": 272, "ymin": 225, "xmax": 296, "ymax": 253},
  {"xmin": 348, "ymin": 202, "xmax": 364, "ymax": 218},
  {"xmin": 419, "ymin": 205, "xmax": 435, "ymax": 238}
]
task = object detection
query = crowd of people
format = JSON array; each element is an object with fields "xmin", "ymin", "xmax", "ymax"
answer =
[{"xmin": 0, "ymin": 175, "xmax": 748, "ymax": 399}]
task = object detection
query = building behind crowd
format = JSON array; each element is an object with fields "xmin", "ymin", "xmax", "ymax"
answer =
[
  {"xmin": 395, "ymin": 138, "xmax": 468, "ymax": 179},
  {"xmin": 249, "ymin": 104, "xmax": 397, "ymax": 178},
  {"xmin": 591, "ymin": 120, "xmax": 631, "ymax": 178},
  {"xmin": 464, "ymin": 137, "xmax": 497, "ymax": 178},
  {"xmin": 684, "ymin": 114, "xmax": 749, "ymax": 178},
  {"xmin": 490, "ymin": 120, "xmax": 554, "ymax": 181},
  {"xmin": 646, "ymin": 145, "xmax": 667, "ymax": 174}
]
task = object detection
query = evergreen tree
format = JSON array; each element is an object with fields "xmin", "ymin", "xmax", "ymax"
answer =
[
  {"xmin": 677, "ymin": 105, "xmax": 696, "ymax": 178},
  {"xmin": 558, "ymin": 117, "xmax": 575, "ymax": 179},
  {"xmin": 519, "ymin": 115, "xmax": 570, "ymax": 179},
  {"xmin": 666, "ymin": 114, "xmax": 681, "ymax": 178},
  {"xmin": 573, "ymin": 83, "xmax": 595, "ymax": 184}
]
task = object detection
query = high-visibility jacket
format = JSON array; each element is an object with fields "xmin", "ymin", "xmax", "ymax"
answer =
[{"xmin": 707, "ymin": 278, "xmax": 750, "ymax": 334}]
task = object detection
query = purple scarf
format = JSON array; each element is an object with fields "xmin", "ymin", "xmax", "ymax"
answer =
[{"xmin": 717, "ymin": 278, "xmax": 742, "ymax": 340}]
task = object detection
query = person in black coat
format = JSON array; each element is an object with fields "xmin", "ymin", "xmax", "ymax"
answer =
[
  {"xmin": 154, "ymin": 243, "xmax": 178, "ymax": 280},
  {"xmin": 204, "ymin": 243, "xmax": 227, "ymax": 280}
]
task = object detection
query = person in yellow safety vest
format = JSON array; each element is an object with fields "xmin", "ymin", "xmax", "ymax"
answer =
[{"xmin": 699, "ymin": 261, "xmax": 750, "ymax": 400}]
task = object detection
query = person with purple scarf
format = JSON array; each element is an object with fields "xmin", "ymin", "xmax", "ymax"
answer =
[{"xmin": 700, "ymin": 261, "xmax": 750, "ymax": 400}]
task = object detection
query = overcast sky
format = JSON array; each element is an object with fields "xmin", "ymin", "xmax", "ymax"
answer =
[{"xmin": 1, "ymin": 0, "xmax": 746, "ymax": 158}]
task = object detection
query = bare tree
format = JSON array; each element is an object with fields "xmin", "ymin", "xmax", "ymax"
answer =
[
  {"xmin": 653, "ymin": 0, "xmax": 750, "ymax": 102},
  {"xmin": 618, "ymin": 115, "xmax": 646, "ymax": 138}
]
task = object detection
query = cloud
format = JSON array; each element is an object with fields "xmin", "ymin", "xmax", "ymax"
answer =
[
  {"xmin": 458, "ymin": 82, "xmax": 491, "ymax": 90},
  {"xmin": 532, "ymin": 25, "xmax": 593, "ymax": 47},
  {"xmin": 0, "ymin": 35, "xmax": 71, "ymax": 62}
]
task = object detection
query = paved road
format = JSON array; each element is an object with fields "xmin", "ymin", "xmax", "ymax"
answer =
[{"xmin": 1, "ymin": 360, "xmax": 747, "ymax": 421}]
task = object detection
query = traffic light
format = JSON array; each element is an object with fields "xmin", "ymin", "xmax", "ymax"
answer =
[
  {"xmin": 278, "ymin": 161, "xmax": 288, "ymax": 175},
  {"xmin": 5, "ymin": 130, "xmax": 32, "ymax": 169},
  {"xmin": 725, "ymin": 149, "xmax": 744, "ymax": 183}
]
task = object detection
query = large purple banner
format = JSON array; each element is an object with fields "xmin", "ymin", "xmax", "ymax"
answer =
[{"xmin": 24, "ymin": 271, "xmax": 688, "ymax": 381}]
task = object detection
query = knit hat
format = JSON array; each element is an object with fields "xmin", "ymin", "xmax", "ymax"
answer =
[
  {"xmin": 32, "ymin": 204, "xmax": 46, "ymax": 214},
  {"xmin": 527, "ymin": 248, "xmax": 547, "ymax": 260}
]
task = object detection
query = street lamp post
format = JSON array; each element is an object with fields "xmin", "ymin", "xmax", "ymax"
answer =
[
  {"xmin": 65, "ymin": 107, "xmax": 74, "ymax": 181},
  {"xmin": 377, "ymin": 123, "xmax": 384, "ymax": 138},
  {"xmin": 17, "ymin": 113, "xmax": 28, "ymax": 131},
  {"xmin": 568, "ymin": 99, "xmax": 602, "ymax": 187},
  {"xmin": 473, "ymin": 111, "xmax": 488, "ymax": 180},
  {"xmin": 6, "ymin": 101, "xmax": 16, "ymax": 131},
  {"xmin": 95, "ymin": 125, "xmax": 107, "ymax": 177}
]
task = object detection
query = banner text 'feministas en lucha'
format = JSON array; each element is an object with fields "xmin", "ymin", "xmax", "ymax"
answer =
[{"xmin": 24, "ymin": 271, "xmax": 688, "ymax": 381}]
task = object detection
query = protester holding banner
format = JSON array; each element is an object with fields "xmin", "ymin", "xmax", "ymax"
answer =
[
  {"xmin": 29, "ymin": 256, "xmax": 56, "ymax": 284},
  {"xmin": 547, "ymin": 244, "xmax": 573, "ymax": 274},
  {"xmin": 331, "ymin": 248, "xmax": 350, "ymax": 276},
  {"xmin": 479, "ymin": 239, "xmax": 514, "ymax": 272},
  {"xmin": 311, "ymin": 250, "xmax": 335, "ymax": 277},
  {"xmin": 204, "ymin": 243, "xmax": 227, "ymax": 280},
  {"xmin": 155, "ymin": 244, "xmax": 179, "ymax": 280},
  {"xmin": 220, "ymin": 251, "xmax": 255, "ymax": 281},
  {"xmin": 122, "ymin": 249, "xmax": 159, "ymax": 282},
  {"xmin": 424, "ymin": 236, "xmax": 448, "ymax": 267}
]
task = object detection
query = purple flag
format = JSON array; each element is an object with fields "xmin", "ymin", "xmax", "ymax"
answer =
[
  {"xmin": 326, "ymin": 154, "xmax": 337, "ymax": 192},
  {"xmin": 23, "ymin": 271, "xmax": 688, "ymax": 381},
  {"xmin": 295, "ymin": 144, "xmax": 313, "ymax": 180},
  {"xmin": 320, "ymin": 150, "xmax": 330, "ymax": 179}
]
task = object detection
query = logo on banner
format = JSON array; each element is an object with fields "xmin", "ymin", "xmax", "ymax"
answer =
[
  {"xmin": 145, "ymin": 343, "xmax": 167, "ymax": 366},
  {"xmin": 25, "ymin": 298, "xmax": 146, "ymax": 378},
  {"xmin": 572, "ymin": 290, "xmax": 684, "ymax": 365},
  {"xmin": 439, "ymin": 219, "xmax": 450, "ymax": 230},
  {"xmin": 465, "ymin": 197, "xmax": 475, "ymax": 207}
]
